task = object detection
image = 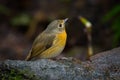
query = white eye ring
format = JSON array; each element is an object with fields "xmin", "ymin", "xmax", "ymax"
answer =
[{"xmin": 58, "ymin": 24, "xmax": 63, "ymax": 28}]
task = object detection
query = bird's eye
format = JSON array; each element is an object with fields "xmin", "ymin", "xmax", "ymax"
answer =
[{"xmin": 58, "ymin": 24, "xmax": 62, "ymax": 28}]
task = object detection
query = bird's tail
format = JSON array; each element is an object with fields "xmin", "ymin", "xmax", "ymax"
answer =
[{"xmin": 25, "ymin": 50, "xmax": 32, "ymax": 61}]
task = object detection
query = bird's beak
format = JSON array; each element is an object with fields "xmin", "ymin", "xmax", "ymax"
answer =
[{"xmin": 64, "ymin": 18, "xmax": 68, "ymax": 23}]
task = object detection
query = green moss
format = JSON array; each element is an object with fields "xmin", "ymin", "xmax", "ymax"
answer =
[
  {"xmin": 0, "ymin": 68, "xmax": 23, "ymax": 80},
  {"xmin": 0, "ymin": 67, "xmax": 39, "ymax": 80}
]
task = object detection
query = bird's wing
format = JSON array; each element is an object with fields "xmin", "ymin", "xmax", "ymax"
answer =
[{"xmin": 25, "ymin": 32, "xmax": 55, "ymax": 60}]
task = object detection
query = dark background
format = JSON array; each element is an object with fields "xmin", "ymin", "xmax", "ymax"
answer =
[{"xmin": 0, "ymin": 0, "xmax": 120, "ymax": 60}]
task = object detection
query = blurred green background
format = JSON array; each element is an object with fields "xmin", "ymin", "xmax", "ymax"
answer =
[{"xmin": 0, "ymin": 0, "xmax": 120, "ymax": 60}]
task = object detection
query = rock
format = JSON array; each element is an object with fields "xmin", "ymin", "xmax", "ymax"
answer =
[{"xmin": 0, "ymin": 47, "xmax": 120, "ymax": 80}]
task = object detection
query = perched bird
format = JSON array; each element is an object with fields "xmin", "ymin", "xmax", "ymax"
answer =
[{"xmin": 25, "ymin": 18, "xmax": 68, "ymax": 60}]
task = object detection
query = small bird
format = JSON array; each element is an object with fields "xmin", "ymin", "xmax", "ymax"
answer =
[{"xmin": 25, "ymin": 18, "xmax": 68, "ymax": 60}]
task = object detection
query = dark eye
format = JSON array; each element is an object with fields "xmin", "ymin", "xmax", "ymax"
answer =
[{"xmin": 58, "ymin": 24, "xmax": 62, "ymax": 28}]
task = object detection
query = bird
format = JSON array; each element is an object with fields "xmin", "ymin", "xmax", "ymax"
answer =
[{"xmin": 25, "ymin": 18, "xmax": 68, "ymax": 60}]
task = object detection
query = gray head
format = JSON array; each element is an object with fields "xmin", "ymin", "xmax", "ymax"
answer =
[{"xmin": 44, "ymin": 18, "xmax": 68, "ymax": 34}]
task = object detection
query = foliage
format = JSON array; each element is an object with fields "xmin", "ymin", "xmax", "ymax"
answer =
[
  {"xmin": 0, "ymin": 5, "xmax": 10, "ymax": 15},
  {"xmin": 0, "ymin": 4, "xmax": 31, "ymax": 27},
  {"xmin": 11, "ymin": 13, "xmax": 31, "ymax": 26},
  {"xmin": 103, "ymin": 5, "xmax": 120, "ymax": 46}
]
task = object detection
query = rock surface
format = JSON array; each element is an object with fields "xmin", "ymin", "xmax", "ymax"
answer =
[{"xmin": 0, "ymin": 47, "xmax": 120, "ymax": 80}]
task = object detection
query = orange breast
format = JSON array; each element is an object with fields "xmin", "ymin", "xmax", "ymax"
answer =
[
  {"xmin": 54, "ymin": 30, "xmax": 67, "ymax": 46},
  {"xmin": 57, "ymin": 30, "xmax": 67, "ymax": 44}
]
